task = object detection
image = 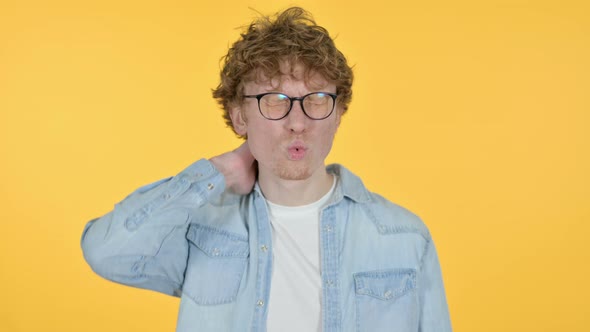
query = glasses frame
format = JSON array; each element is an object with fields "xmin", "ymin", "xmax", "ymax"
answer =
[{"xmin": 243, "ymin": 92, "xmax": 338, "ymax": 120}]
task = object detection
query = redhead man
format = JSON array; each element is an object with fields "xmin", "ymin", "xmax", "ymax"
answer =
[{"xmin": 82, "ymin": 7, "xmax": 452, "ymax": 332}]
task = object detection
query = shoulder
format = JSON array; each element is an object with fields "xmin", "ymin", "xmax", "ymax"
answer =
[
  {"xmin": 328, "ymin": 163, "xmax": 431, "ymax": 241},
  {"xmin": 363, "ymin": 192, "xmax": 431, "ymax": 241}
]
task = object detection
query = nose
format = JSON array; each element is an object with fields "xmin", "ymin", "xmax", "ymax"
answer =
[{"xmin": 284, "ymin": 100, "xmax": 307, "ymax": 133}]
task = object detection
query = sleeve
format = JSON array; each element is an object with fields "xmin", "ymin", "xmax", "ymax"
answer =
[
  {"xmin": 80, "ymin": 158, "xmax": 226, "ymax": 297},
  {"xmin": 418, "ymin": 237, "xmax": 453, "ymax": 331}
]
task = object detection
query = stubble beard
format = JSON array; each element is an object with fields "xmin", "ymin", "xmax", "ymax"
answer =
[{"xmin": 273, "ymin": 159, "xmax": 311, "ymax": 181}]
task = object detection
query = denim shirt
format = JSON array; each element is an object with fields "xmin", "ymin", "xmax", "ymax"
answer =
[{"xmin": 81, "ymin": 159, "xmax": 452, "ymax": 332}]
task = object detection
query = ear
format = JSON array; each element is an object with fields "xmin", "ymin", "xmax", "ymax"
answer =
[{"xmin": 229, "ymin": 105, "xmax": 248, "ymax": 136}]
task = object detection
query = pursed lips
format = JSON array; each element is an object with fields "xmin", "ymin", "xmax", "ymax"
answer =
[{"xmin": 287, "ymin": 141, "xmax": 307, "ymax": 160}]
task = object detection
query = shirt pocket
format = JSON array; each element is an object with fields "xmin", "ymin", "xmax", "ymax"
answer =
[
  {"xmin": 182, "ymin": 223, "xmax": 249, "ymax": 305},
  {"xmin": 353, "ymin": 268, "xmax": 419, "ymax": 332}
]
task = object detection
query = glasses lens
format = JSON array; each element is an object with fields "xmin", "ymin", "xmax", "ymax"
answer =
[
  {"xmin": 303, "ymin": 93, "xmax": 334, "ymax": 119},
  {"xmin": 260, "ymin": 93, "xmax": 290, "ymax": 119}
]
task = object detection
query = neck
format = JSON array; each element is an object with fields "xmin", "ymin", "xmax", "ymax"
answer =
[{"xmin": 258, "ymin": 168, "xmax": 334, "ymax": 207}]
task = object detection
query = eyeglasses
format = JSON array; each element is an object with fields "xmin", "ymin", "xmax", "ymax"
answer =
[{"xmin": 243, "ymin": 92, "xmax": 338, "ymax": 120}]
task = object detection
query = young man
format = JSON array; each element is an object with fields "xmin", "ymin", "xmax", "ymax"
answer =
[{"xmin": 81, "ymin": 7, "xmax": 452, "ymax": 332}]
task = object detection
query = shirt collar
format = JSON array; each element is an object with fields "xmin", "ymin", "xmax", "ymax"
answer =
[{"xmin": 326, "ymin": 164, "xmax": 372, "ymax": 204}]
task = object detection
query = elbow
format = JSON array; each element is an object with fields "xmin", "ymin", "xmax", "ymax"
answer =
[{"xmin": 80, "ymin": 217, "xmax": 111, "ymax": 277}]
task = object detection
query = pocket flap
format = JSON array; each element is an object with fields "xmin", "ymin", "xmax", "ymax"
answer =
[
  {"xmin": 186, "ymin": 223, "xmax": 249, "ymax": 258},
  {"xmin": 354, "ymin": 269, "xmax": 416, "ymax": 301}
]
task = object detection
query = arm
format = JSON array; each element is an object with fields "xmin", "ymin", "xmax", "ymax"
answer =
[
  {"xmin": 81, "ymin": 142, "xmax": 256, "ymax": 296},
  {"xmin": 418, "ymin": 238, "xmax": 453, "ymax": 331}
]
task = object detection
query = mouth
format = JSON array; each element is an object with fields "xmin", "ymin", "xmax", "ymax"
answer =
[{"xmin": 287, "ymin": 142, "xmax": 307, "ymax": 161}]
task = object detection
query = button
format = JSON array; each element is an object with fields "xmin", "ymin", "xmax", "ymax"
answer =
[
  {"xmin": 257, "ymin": 300, "xmax": 264, "ymax": 307},
  {"xmin": 384, "ymin": 290, "xmax": 392, "ymax": 299},
  {"xmin": 325, "ymin": 279, "xmax": 334, "ymax": 287},
  {"xmin": 260, "ymin": 245, "xmax": 268, "ymax": 252},
  {"xmin": 212, "ymin": 248, "xmax": 220, "ymax": 256},
  {"xmin": 324, "ymin": 225, "xmax": 333, "ymax": 232},
  {"xmin": 163, "ymin": 193, "xmax": 171, "ymax": 200},
  {"xmin": 207, "ymin": 183, "xmax": 214, "ymax": 190}
]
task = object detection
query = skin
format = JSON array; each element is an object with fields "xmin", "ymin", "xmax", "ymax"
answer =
[{"xmin": 210, "ymin": 63, "xmax": 343, "ymax": 206}]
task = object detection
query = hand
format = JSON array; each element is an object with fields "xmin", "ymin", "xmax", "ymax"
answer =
[{"xmin": 209, "ymin": 142, "xmax": 257, "ymax": 195}]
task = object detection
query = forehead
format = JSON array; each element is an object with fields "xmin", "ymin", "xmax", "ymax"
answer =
[{"xmin": 244, "ymin": 62, "xmax": 333, "ymax": 92}]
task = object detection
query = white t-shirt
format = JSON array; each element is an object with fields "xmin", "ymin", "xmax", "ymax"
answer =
[{"xmin": 265, "ymin": 177, "xmax": 336, "ymax": 332}]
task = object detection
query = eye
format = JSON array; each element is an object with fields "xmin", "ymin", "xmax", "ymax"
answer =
[
  {"xmin": 306, "ymin": 93, "xmax": 330, "ymax": 105},
  {"xmin": 263, "ymin": 93, "xmax": 289, "ymax": 105}
]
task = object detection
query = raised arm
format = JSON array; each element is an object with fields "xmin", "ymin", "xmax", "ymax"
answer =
[{"xmin": 81, "ymin": 142, "xmax": 256, "ymax": 296}]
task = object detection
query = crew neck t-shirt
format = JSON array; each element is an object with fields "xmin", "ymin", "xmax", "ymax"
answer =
[{"xmin": 264, "ymin": 177, "xmax": 337, "ymax": 332}]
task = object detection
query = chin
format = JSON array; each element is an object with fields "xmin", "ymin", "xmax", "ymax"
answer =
[{"xmin": 274, "ymin": 163, "xmax": 312, "ymax": 181}]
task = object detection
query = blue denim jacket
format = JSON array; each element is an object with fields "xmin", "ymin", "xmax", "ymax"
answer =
[{"xmin": 82, "ymin": 159, "xmax": 452, "ymax": 331}]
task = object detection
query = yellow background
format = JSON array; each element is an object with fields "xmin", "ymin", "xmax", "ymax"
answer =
[{"xmin": 1, "ymin": 0, "xmax": 589, "ymax": 331}]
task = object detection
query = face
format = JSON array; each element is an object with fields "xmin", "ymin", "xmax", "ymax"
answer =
[{"xmin": 230, "ymin": 63, "xmax": 342, "ymax": 182}]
